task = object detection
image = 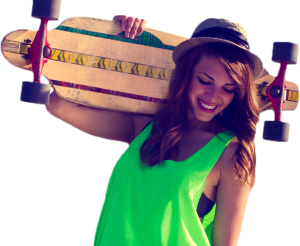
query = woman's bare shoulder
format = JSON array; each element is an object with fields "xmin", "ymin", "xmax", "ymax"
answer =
[
  {"xmin": 130, "ymin": 114, "xmax": 154, "ymax": 142},
  {"xmin": 216, "ymin": 137, "xmax": 239, "ymax": 173},
  {"xmin": 218, "ymin": 135, "xmax": 239, "ymax": 170}
]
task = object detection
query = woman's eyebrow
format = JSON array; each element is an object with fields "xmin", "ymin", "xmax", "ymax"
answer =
[{"xmin": 198, "ymin": 72, "xmax": 236, "ymax": 86}]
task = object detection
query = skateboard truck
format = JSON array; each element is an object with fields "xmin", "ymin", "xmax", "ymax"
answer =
[
  {"xmin": 20, "ymin": 0, "xmax": 61, "ymax": 105},
  {"xmin": 263, "ymin": 42, "xmax": 298, "ymax": 142}
]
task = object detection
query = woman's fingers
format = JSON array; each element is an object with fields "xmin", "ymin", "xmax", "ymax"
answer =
[
  {"xmin": 113, "ymin": 15, "xmax": 128, "ymax": 32},
  {"xmin": 113, "ymin": 15, "xmax": 146, "ymax": 39},
  {"xmin": 135, "ymin": 19, "xmax": 146, "ymax": 36},
  {"xmin": 125, "ymin": 17, "xmax": 135, "ymax": 38}
]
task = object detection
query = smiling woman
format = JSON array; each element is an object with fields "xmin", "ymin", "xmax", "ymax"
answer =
[
  {"xmin": 141, "ymin": 43, "xmax": 260, "ymax": 192},
  {"xmin": 134, "ymin": 41, "xmax": 261, "ymax": 245},
  {"xmin": 46, "ymin": 17, "xmax": 264, "ymax": 246}
]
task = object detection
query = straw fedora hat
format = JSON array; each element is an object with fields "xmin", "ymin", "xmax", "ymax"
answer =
[{"xmin": 172, "ymin": 18, "xmax": 263, "ymax": 79}]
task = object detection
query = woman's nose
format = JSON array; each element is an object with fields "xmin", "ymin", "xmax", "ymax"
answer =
[{"xmin": 205, "ymin": 87, "xmax": 219, "ymax": 102}]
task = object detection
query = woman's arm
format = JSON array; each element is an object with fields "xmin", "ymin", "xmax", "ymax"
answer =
[{"xmin": 212, "ymin": 141, "xmax": 251, "ymax": 246}]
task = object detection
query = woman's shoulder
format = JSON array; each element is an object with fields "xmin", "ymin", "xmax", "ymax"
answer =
[
  {"xmin": 225, "ymin": 137, "xmax": 239, "ymax": 157},
  {"xmin": 130, "ymin": 115, "xmax": 154, "ymax": 142},
  {"xmin": 215, "ymin": 137, "xmax": 239, "ymax": 173}
]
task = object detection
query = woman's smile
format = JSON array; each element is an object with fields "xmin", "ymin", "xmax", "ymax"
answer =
[{"xmin": 197, "ymin": 98, "xmax": 219, "ymax": 112}]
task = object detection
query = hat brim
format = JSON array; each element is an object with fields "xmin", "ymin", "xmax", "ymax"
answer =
[{"xmin": 172, "ymin": 37, "xmax": 263, "ymax": 80}]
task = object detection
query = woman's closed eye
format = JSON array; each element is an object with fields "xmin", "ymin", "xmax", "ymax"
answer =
[{"xmin": 198, "ymin": 77, "xmax": 235, "ymax": 94}]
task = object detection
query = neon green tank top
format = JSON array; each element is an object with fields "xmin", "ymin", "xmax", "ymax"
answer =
[{"xmin": 94, "ymin": 122, "xmax": 235, "ymax": 246}]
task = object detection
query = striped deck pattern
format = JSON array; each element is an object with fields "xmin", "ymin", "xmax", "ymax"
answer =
[
  {"xmin": 51, "ymin": 80, "xmax": 168, "ymax": 104},
  {"xmin": 3, "ymin": 39, "xmax": 299, "ymax": 105}
]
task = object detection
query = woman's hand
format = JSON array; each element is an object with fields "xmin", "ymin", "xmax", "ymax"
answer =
[{"xmin": 113, "ymin": 15, "xmax": 146, "ymax": 39}]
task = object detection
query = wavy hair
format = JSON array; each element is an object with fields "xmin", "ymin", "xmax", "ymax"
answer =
[{"xmin": 140, "ymin": 43, "xmax": 260, "ymax": 188}]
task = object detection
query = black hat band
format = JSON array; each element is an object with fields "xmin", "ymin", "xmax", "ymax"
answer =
[{"xmin": 191, "ymin": 27, "xmax": 250, "ymax": 50}]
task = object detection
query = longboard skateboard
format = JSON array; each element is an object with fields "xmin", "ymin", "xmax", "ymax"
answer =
[{"xmin": 1, "ymin": 17, "xmax": 299, "ymax": 115}]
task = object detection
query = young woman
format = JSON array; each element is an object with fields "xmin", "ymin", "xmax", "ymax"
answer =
[{"xmin": 47, "ymin": 17, "xmax": 263, "ymax": 246}]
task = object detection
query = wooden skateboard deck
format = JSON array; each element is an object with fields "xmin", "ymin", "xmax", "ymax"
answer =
[{"xmin": 1, "ymin": 17, "xmax": 298, "ymax": 115}]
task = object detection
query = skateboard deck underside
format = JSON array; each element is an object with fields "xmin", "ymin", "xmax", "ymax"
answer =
[{"xmin": 2, "ymin": 17, "xmax": 299, "ymax": 115}]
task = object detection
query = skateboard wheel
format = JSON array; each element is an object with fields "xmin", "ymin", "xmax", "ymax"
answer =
[
  {"xmin": 263, "ymin": 120, "xmax": 290, "ymax": 142},
  {"xmin": 272, "ymin": 42, "xmax": 298, "ymax": 64},
  {"xmin": 20, "ymin": 81, "xmax": 51, "ymax": 105},
  {"xmin": 32, "ymin": 0, "xmax": 61, "ymax": 20}
]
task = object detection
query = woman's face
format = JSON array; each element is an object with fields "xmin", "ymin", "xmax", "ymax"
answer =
[{"xmin": 187, "ymin": 54, "xmax": 236, "ymax": 123}]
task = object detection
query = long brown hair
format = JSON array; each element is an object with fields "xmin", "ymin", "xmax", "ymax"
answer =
[{"xmin": 140, "ymin": 43, "xmax": 260, "ymax": 188}]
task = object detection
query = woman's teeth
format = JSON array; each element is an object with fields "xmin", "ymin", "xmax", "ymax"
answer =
[{"xmin": 200, "ymin": 100, "xmax": 217, "ymax": 109}]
